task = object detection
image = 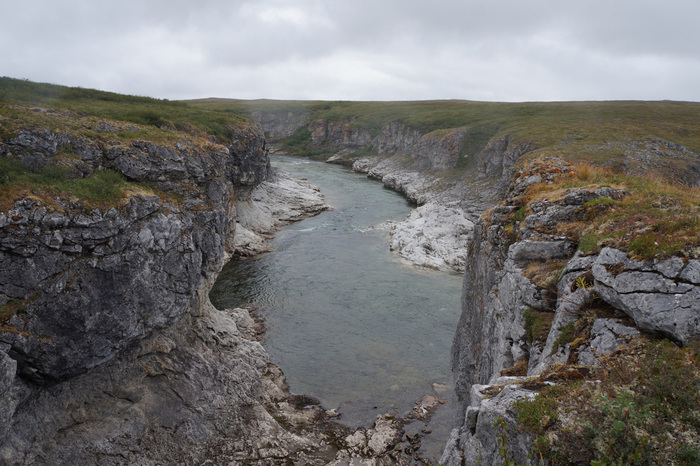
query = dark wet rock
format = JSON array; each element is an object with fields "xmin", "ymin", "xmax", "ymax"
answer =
[
  {"xmin": 0, "ymin": 194, "xmax": 233, "ymax": 382},
  {"xmin": 0, "ymin": 306, "xmax": 343, "ymax": 465},
  {"xmin": 0, "ymin": 352, "xmax": 16, "ymax": 440}
]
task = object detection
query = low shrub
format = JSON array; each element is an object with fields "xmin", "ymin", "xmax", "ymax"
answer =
[{"xmin": 515, "ymin": 339, "xmax": 700, "ymax": 465}]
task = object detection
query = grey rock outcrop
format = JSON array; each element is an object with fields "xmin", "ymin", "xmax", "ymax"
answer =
[
  {"xmin": 0, "ymin": 195, "xmax": 231, "ymax": 382},
  {"xmin": 0, "ymin": 352, "xmax": 16, "ymax": 440},
  {"xmin": 577, "ymin": 318, "xmax": 640, "ymax": 366},
  {"xmin": 371, "ymin": 122, "xmax": 423, "ymax": 156},
  {"xmin": 309, "ymin": 119, "xmax": 372, "ymax": 150},
  {"xmin": 441, "ymin": 380, "xmax": 536, "ymax": 466},
  {"xmin": 388, "ymin": 202, "xmax": 474, "ymax": 273},
  {"xmin": 0, "ymin": 125, "xmax": 270, "ymax": 382},
  {"xmin": 0, "ymin": 117, "xmax": 362, "ymax": 463},
  {"xmin": 476, "ymin": 136, "xmax": 535, "ymax": 182},
  {"xmin": 592, "ymin": 247, "xmax": 700, "ymax": 344},
  {"xmin": 233, "ymin": 167, "xmax": 329, "ymax": 257},
  {"xmin": 443, "ymin": 157, "xmax": 700, "ymax": 464},
  {"xmin": 1, "ymin": 305, "xmax": 340, "ymax": 465}
]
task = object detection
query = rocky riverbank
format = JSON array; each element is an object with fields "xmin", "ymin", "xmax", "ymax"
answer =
[
  {"xmin": 232, "ymin": 166, "xmax": 330, "ymax": 258},
  {"xmin": 312, "ymin": 122, "xmax": 534, "ymax": 274}
]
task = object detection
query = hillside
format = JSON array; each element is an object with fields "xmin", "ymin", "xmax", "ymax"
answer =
[{"xmin": 187, "ymin": 97, "xmax": 700, "ymax": 183}]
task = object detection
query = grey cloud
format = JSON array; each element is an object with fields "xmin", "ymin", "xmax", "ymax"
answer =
[{"xmin": 0, "ymin": 0, "xmax": 698, "ymax": 101}]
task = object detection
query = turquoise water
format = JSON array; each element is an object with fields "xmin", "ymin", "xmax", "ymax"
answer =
[{"xmin": 210, "ymin": 156, "xmax": 462, "ymax": 449}]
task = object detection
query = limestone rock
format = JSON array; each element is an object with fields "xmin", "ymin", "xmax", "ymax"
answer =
[
  {"xmin": 0, "ymin": 305, "xmax": 334, "ymax": 465},
  {"xmin": 0, "ymin": 195, "xmax": 232, "ymax": 381},
  {"xmin": 440, "ymin": 381, "xmax": 536, "ymax": 466},
  {"xmin": 233, "ymin": 168, "xmax": 329, "ymax": 257},
  {"xmin": 250, "ymin": 111, "xmax": 309, "ymax": 141},
  {"xmin": 389, "ymin": 202, "xmax": 474, "ymax": 273},
  {"xmin": 508, "ymin": 240, "xmax": 577, "ymax": 266},
  {"xmin": 309, "ymin": 119, "xmax": 372, "ymax": 150},
  {"xmin": 577, "ymin": 318, "xmax": 640, "ymax": 366},
  {"xmin": 592, "ymin": 247, "xmax": 700, "ymax": 344}
]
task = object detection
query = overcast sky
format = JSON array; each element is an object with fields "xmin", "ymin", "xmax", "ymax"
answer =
[{"xmin": 1, "ymin": 1, "xmax": 699, "ymax": 102}]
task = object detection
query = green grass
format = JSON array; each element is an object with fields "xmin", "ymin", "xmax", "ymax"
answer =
[
  {"xmin": 515, "ymin": 339, "xmax": 700, "ymax": 465},
  {"xmin": 523, "ymin": 308, "xmax": 554, "ymax": 344},
  {"xmin": 514, "ymin": 159, "xmax": 700, "ymax": 260},
  {"xmin": 0, "ymin": 77, "xmax": 250, "ymax": 143},
  {"xmin": 550, "ymin": 321, "xmax": 576, "ymax": 355},
  {"xmin": 0, "ymin": 157, "xmax": 133, "ymax": 209},
  {"xmin": 281, "ymin": 125, "xmax": 314, "ymax": 155}
]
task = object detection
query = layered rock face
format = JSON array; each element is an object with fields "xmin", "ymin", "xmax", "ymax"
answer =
[
  {"xmin": 308, "ymin": 119, "xmax": 373, "ymax": 151},
  {"xmin": 442, "ymin": 158, "xmax": 700, "ymax": 465},
  {"xmin": 0, "ymin": 122, "xmax": 342, "ymax": 463},
  {"xmin": 345, "ymin": 129, "xmax": 533, "ymax": 273},
  {"xmin": 0, "ymin": 126, "xmax": 268, "ymax": 383},
  {"xmin": 0, "ymin": 120, "xmax": 432, "ymax": 464},
  {"xmin": 252, "ymin": 115, "xmax": 533, "ymax": 273}
]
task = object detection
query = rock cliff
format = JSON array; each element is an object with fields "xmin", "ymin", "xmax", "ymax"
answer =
[
  {"xmin": 0, "ymin": 119, "xmax": 341, "ymax": 464},
  {"xmin": 250, "ymin": 111, "xmax": 309, "ymax": 142},
  {"xmin": 441, "ymin": 158, "xmax": 700, "ymax": 465}
]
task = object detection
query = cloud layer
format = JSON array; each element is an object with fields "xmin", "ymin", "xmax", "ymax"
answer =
[{"xmin": 2, "ymin": 0, "xmax": 699, "ymax": 101}]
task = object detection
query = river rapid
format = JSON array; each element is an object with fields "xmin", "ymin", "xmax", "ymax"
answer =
[{"xmin": 210, "ymin": 155, "xmax": 462, "ymax": 458}]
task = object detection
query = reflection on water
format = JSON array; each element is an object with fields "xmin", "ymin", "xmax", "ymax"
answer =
[{"xmin": 210, "ymin": 156, "xmax": 462, "ymax": 457}]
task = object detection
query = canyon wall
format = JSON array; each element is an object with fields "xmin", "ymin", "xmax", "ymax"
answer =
[
  {"xmin": 262, "ymin": 116, "xmax": 534, "ymax": 273},
  {"xmin": 440, "ymin": 159, "xmax": 700, "ymax": 465}
]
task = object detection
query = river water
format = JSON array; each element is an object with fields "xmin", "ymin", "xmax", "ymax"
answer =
[{"xmin": 210, "ymin": 155, "xmax": 462, "ymax": 459}]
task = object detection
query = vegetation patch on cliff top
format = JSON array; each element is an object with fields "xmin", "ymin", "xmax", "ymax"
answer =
[
  {"xmin": 0, "ymin": 77, "xmax": 251, "ymax": 144},
  {"xmin": 515, "ymin": 338, "xmax": 700, "ymax": 465},
  {"xmin": 0, "ymin": 157, "xmax": 163, "ymax": 210},
  {"xmin": 509, "ymin": 158, "xmax": 700, "ymax": 260}
]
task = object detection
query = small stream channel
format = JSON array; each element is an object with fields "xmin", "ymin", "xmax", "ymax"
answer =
[{"xmin": 210, "ymin": 155, "xmax": 462, "ymax": 460}]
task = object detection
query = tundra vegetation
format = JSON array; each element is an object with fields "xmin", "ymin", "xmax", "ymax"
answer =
[{"xmin": 0, "ymin": 77, "xmax": 256, "ymax": 210}]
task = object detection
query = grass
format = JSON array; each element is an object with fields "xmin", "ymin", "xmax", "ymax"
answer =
[
  {"xmin": 511, "ymin": 159, "xmax": 700, "ymax": 260},
  {"xmin": 0, "ymin": 77, "xmax": 250, "ymax": 143},
  {"xmin": 0, "ymin": 157, "xmax": 144, "ymax": 210},
  {"xmin": 0, "ymin": 78, "xmax": 260, "ymax": 209},
  {"xmin": 550, "ymin": 322, "xmax": 577, "ymax": 355},
  {"xmin": 515, "ymin": 339, "xmax": 700, "ymax": 465},
  {"xmin": 524, "ymin": 308, "xmax": 555, "ymax": 344}
]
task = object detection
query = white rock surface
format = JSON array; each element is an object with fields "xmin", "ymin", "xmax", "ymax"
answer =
[
  {"xmin": 390, "ymin": 202, "xmax": 474, "ymax": 273},
  {"xmin": 234, "ymin": 167, "xmax": 329, "ymax": 256}
]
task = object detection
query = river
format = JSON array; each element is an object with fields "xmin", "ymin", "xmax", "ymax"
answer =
[{"xmin": 210, "ymin": 155, "xmax": 462, "ymax": 460}]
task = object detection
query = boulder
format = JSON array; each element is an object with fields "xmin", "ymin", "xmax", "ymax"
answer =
[{"xmin": 592, "ymin": 248, "xmax": 700, "ymax": 344}]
